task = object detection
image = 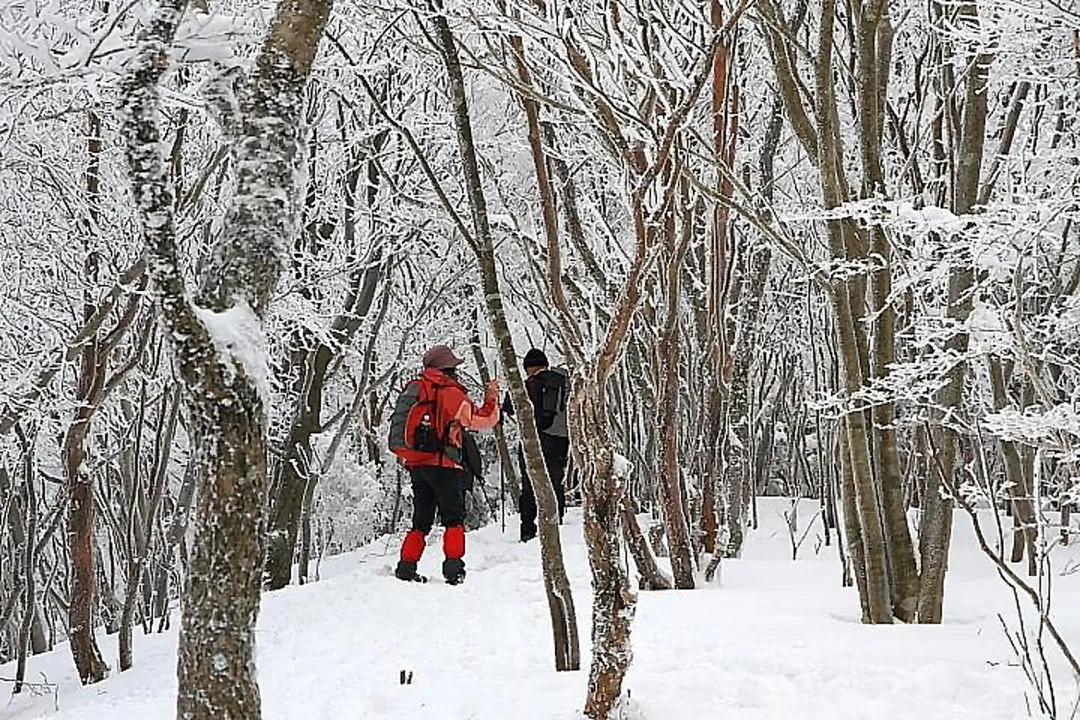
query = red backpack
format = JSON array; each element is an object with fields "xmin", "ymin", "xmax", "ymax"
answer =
[{"xmin": 388, "ymin": 376, "xmax": 448, "ymax": 465}]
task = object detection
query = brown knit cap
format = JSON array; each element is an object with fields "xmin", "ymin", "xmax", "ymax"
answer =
[{"xmin": 422, "ymin": 344, "xmax": 464, "ymax": 370}]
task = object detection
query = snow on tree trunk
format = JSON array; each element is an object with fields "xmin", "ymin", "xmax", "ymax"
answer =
[
  {"xmin": 574, "ymin": 387, "xmax": 636, "ymax": 719},
  {"xmin": 120, "ymin": 0, "xmax": 331, "ymax": 716}
]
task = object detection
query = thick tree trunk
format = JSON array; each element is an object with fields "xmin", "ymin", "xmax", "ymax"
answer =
[
  {"xmin": 575, "ymin": 391, "xmax": 636, "ymax": 719},
  {"xmin": 429, "ymin": 3, "xmax": 580, "ymax": 672},
  {"xmin": 830, "ymin": 281, "xmax": 893, "ymax": 623},
  {"xmin": 121, "ymin": 0, "xmax": 331, "ymax": 715},
  {"xmin": 815, "ymin": 0, "xmax": 892, "ymax": 623}
]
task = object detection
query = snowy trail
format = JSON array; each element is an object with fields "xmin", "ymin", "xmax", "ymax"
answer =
[{"xmin": 4, "ymin": 500, "xmax": 1073, "ymax": 719}]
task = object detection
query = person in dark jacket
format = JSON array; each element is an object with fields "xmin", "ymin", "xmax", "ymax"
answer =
[{"xmin": 502, "ymin": 348, "xmax": 569, "ymax": 542}]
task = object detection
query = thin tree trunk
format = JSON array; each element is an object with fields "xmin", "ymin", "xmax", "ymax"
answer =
[
  {"xmin": 428, "ymin": 2, "xmax": 580, "ymax": 672},
  {"xmin": 702, "ymin": 0, "xmax": 737, "ymax": 556},
  {"xmin": 558, "ymin": 17, "xmax": 727, "ymax": 712},
  {"xmin": 13, "ymin": 426, "xmax": 36, "ymax": 693},
  {"xmin": 988, "ymin": 358, "xmax": 1037, "ymax": 574},
  {"xmin": 264, "ymin": 159, "xmax": 382, "ymax": 589},
  {"xmin": 917, "ymin": 0, "xmax": 992, "ymax": 622},
  {"xmin": 66, "ymin": 305, "xmax": 110, "ymax": 683},
  {"xmin": 469, "ymin": 308, "xmax": 521, "ymax": 505},
  {"xmin": 119, "ymin": 386, "xmax": 179, "ymax": 671},
  {"xmin": 656, "ymin": 187, "xmax": 695, "ymax": 588},
  {"xmin": 621, "ymin": 493, "xmax": 673, "ymax": 591}
]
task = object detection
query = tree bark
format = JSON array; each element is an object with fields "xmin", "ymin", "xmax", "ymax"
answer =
[
  {"xmin": 65, "ymin": 302, "xmax": 110, "ymax": 684},
  {"xmin": 13, "ymin": 426, "xmax": 37, "ymax": 694},
  {"xmin": 855, "ymin": 3, "xmax": 920, "ymax": 623}
]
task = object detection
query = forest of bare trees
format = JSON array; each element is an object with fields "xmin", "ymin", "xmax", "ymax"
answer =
[{"xmin": 0, "ymin": 0, "xmax": 1078, "ymax": 717}]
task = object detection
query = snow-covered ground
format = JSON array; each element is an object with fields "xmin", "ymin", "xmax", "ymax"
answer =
[{"xmin": 5, "ymin": 499, "xmax": 1079, "ymax": 719}]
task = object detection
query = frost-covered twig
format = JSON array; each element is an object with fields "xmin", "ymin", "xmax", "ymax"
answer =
[{"xmin": 926, "ymin": 422, "xmax": 1080, "ymax": 706}]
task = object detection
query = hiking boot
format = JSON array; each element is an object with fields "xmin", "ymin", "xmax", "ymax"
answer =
[
  {"xmin": 395, "ymin": 560, "xmax": 427, "ymax": 583},
  {"xmin": 442, "ymin": 558, "xmax": 466, "ymax": 585}
]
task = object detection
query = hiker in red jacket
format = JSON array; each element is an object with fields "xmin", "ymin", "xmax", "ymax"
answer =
[{"xmin": 390, "ymin": 345, "xmax": 499, "ymax": 584}]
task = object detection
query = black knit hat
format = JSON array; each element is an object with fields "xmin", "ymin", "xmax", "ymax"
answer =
[{"xmin": 523, "ymin": 348, "xmax": 549, "ymax": 369}]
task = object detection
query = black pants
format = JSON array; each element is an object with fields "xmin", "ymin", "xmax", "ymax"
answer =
[
  {"xmin": 519, "ymin": 434, "xmax": 569, "ymax": 541},
  {"xmin": 410, "ymin": 465, "xmax": 466, "ymax": 532}
]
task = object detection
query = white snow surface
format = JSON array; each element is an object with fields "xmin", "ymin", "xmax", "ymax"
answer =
[
  {"xmin": 5, "ymin": 500, "xmax": 1077, "ymax": 719},
  {"xmin": 613, "ymin": 452, "xmax": 633, "ymax": 480},
  {"xmin": 193, "ymin": 300, "xmax": 273, "ymax": 407}
]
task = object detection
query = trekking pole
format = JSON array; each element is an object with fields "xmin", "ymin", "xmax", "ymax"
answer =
[
  {"xmin": 494, "ymin": 349, "xmax": 505, "ymax": 535},
  {"xmin": 495, "ymin": 349, "xmax": 505, "ymax": 533}
]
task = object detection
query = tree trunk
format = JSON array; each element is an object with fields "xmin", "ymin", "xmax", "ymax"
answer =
[
  {"xmin": 66, "ymin": 308, "xmax": 110, "ymax": 684},
  {"xmin": 655, "ymin": 188, "xmax": 695, "ymax": 589},
  {"xmin": 119, "ymin": 386, "xmax": 179, "ymax": 671},
  {"xmin": 575, "ymin": 390, "xmax": 636, "ymax": 719},
  {"xmin": 815, "ymin": 0, "xmax": 892, "ymax": 623},
  {"xmin": 838, "ymin": 425, "xmax": 870, "ymax": 614},
  {"xmin": 855, "ymin": 0, "xmax": 920, "ymax": 623},
  {"xmin": 917, "ymin": 0, "xmax": 992, "ymax": 622},
  {"xmin": 620, "ymin": 493, "xmax": 673, "ymax": 591},
  {"xmin": 264, "ymin": 165, "xmax": 382, "ymax": 589},
  {"xmin": 988, "ymin": 358, "xmax": 1037, "ymax": 574},
  {"xmin": 470, "ymin": 309, "xmax": 521, "ymax": 508},
  {"xmin": 428, "ymin": 2, "xmax": 580, "ymax": 672},
  {"xmin": 120, "ymin": 0, "xmax": 331, "ymax": 715},
  {"xmin": 13, "ymin": 426, "xmax": 37, "ymax": 694},
  {"xmin": 702, "ymin": 0, "xmax": 738, "ymax": 558}
]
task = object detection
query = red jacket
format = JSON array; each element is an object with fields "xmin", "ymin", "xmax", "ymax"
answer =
[{"xmin": 406, "ymin": 368, "xmax": 498, "ymax": 469}]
